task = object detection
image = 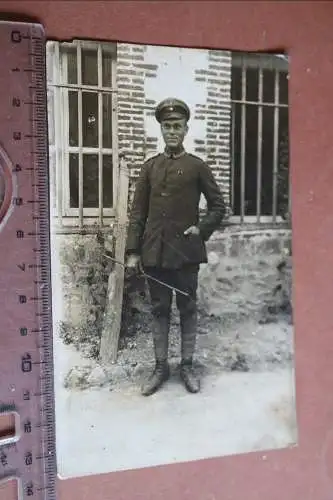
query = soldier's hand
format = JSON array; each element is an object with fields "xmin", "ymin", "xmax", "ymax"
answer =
[
  {"xmin": 184, "ymin": 225, "xmax": 200, "ymax": 236},
  {"xmin": 125, "ymin": 254, "xmax": 141, "ymax": 273}
]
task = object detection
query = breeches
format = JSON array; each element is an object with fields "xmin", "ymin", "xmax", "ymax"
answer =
[
  {"xmin": 144, "ymin": 264, "xmax": 199, "ymax": 318},
  {"xmin": 144, "ymin": 265, "xmax": 199, "ymax": 361}
]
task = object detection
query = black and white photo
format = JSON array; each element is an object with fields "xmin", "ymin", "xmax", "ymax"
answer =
[{"xmin": 46, "ymin": 40, "xmax": 295, "ymax": 478}]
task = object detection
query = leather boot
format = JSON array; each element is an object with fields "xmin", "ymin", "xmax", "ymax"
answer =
[
  {"xmin": 180, "ymin": 310, "xmax": 200, "ymax": 393},
  {"xmin": 141, "ymin": 316, "xmax": 170, "ymax": 396},
  {"xmin": 141, "ymin": 360, "xmax": 170, "ymax": 396},
  {"xmin": 180, "ymin": 359, "xmax": 200, "ymax": 393}
]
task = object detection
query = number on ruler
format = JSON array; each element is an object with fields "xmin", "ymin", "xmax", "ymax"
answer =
[
  {"xmin": 0, "ymin": 451, "xmax": 8, "ymax": 467},
  {"xmin": 13, "ymin": 197, "xmax": 23, "ymax": 206},
  {"xmin": 25, "ymin": 451, "xmax": 33, "ymax": 466},
  {"xmin": 24, "ymin": 420, "xmax": 32, "ymax": 434},
  {"xmin": 16, "ymin": 230, "xmax": 24, "ymax": 239},
  {"xmin": 13, "ymin": 131, "xmax": 21, "ymax": 141},
  {"xmin": 21, "ymin": 353, "xmax": 32, "ymax": 373},
  {"xmin": 23, "ymin": 390, "xmax": 30, "ymax": 401},
  {"xmin": 20, "ymin": 327, "xmax": 28, "ymax": 336},
  {"xmin": 25, "ymin": 481, "xmax": 34, "ymax": 496},
  {"xmin": 13, "ymin": 163, "xmax": 22, "ymax": 172},
  {"xmin": 12, "ymin": 97, "xmax": 21, "ymax": 107},
  {"xmin": 11, "ymin": 30, "xmax": 22, "ymax": 43},
  {"xmin": 19, "ymin": 295, "xmax": 27, "ymax": 304}
]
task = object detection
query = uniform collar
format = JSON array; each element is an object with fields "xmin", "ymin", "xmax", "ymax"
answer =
[{"xmin": 163, "ymin": 146, "xmax": 186, "ymax": 159}]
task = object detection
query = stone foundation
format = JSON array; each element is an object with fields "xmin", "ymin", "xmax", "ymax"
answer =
[{"xmin": 207, "ymin": 228, "xmax": 291, "ymax": 258}]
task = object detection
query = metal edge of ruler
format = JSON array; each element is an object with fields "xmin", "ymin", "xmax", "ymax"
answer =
[{"xmin": 0, "ymin": 20, "xmax": 57, "ymax": 500}]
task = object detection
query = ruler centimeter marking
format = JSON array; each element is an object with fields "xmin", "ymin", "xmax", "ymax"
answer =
[{"xmin": 0, "ymin": 22, "xmax": 57, "ymax": 499}]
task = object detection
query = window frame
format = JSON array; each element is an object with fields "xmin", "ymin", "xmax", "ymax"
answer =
[
  {"xmin": 229, "ymin": 52, "xmax": 290, "ymax": 225},
  {"xmin": 47, "ymin": 39, "xmax": 118, "ymax": 227}
]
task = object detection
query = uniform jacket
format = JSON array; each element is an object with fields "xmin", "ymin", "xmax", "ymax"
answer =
[{"xmin": 126, "ymin": 150, "xmax": 226, "ymax": 269}]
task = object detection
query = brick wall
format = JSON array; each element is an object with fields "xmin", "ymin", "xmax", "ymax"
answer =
[
  {"xmin": 207, "ymin": 51, "xmax": 232, "ymax": 208},
  {"xmin": 117, "ymin": 43, "xmax": 166, "ymax": 206},
  {"xmin": 117, "ymin": 43, "xmax": 145, "ymax": 204},
  {"xmin": 117, "ymin": 44, "xmax": 232, "ymax": 211},
  {"xmin": 194, "ymin": 50, "xmax": 232, "ymax": 209}
]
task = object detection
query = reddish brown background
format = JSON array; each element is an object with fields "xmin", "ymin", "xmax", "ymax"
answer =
[{"xmin": 1, "ymin": 1, "xmax": 333, "ymax": 499}]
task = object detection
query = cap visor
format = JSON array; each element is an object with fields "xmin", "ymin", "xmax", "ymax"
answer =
[{"xmin": 160, "ymin": 112, "xmax": 186, "ymax": 121}]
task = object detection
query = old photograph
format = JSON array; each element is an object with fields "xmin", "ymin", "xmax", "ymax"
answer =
[{"xmin": 46, "ymin": 40, "xmax": 296, "ymax": 478}]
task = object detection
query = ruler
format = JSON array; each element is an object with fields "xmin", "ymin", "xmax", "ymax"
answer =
[{"xmin": 0, "ymin": 21, "xmax": 56, "ymax": 500}]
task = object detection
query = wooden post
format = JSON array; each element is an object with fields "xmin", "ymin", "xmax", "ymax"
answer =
[{"xmin": 100, "ymin": 156, "xmax": 129, "ymax": 364}]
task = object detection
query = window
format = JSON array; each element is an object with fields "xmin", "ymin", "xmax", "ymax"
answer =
[
  {"xmin": 47, "ymin": 40, "xmax": 118, "ymax": 229},
  {"xmin": 230, "ymin": 53, "xmax": 290, "ymax": 224}
]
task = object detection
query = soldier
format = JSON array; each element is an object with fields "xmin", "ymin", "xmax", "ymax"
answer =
[{"xmin": 125, "ymin": 97, "xmax": 226, "ymax": 396}]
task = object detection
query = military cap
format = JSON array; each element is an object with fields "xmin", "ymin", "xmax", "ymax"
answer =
[{"xmin": 155, "ymin": 98, "xmax": 191, "ymax": 123}]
